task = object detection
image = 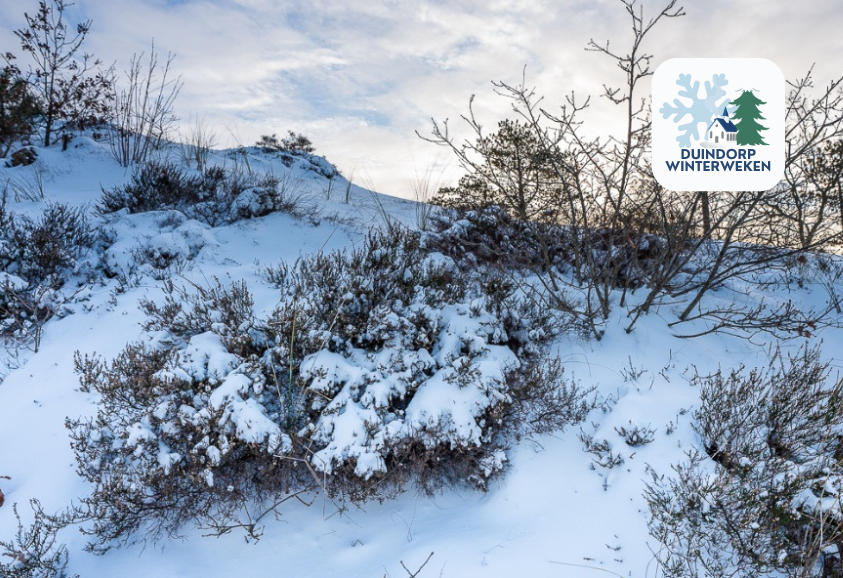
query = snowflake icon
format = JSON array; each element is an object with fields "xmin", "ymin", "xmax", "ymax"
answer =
[{"xmin": 659, "ymin": 73, "xmax": 733, "ymax": 147}]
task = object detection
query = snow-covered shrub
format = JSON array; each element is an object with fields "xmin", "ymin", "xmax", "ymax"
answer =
[
  {"xmin": 97, "ymin": 161, "xmax": 301, "ymax": 226},
  {"xmin": 254, "ymin": 133, "xmax": 340, "ymax": 178},
  {"xmin": 101, "ymin": 215, "xmax": 217, "ymax": 284},
  {"xmin": 97, "ymin": 161, "xmax": 217, "ymax": 215},
  {"xmin": 0, "ymin": 278, "xmax": 61, "ymax": 353},
  {"xmin": 581, "ymin": 227, "xmax": 671, "ymax": 290},
  {"xmin": 140, "ymin": 278, "xmax": 258, "ymax": 357},
  {"xmin": 424, "ymin": 204, "xmax": 671, "ymax": 292},
  {"xmin": 0, "ymin": 201, "xmax": 96, "ymax": 352},
  {"xmin": 646, "ymin": 346, "xmax": 843, "ymax": 577},
  {"xmin": 228, "ymin": 171, "xmax": 307, "ymax": 221},
  {"xmin": 0, "ymin": 500, "xmax": 77, "ymax": 578},
  {"xmin": 69, "ymin": 342, "xmax": 294, "ymax": 551},
  {"xmin": 69, "ymin": 227, "xmax": 591, "ymax": 549},
  {"xmin": 615, "ymin": 422, "xmax": 656, "ymax": 447},
  {"xmin": 257, "ymin": 131, "xmax": 315, "ymax": 154},
  {"xmin": 0, "ymin": 202, "xmax": 95, "ymax": 287},
  {"xmin": 264, "ymin": 228, "xmax": 589, "ymax": 496},
  {"xmin": 423, "ymin": 205, "xmax": 572, "ymax": 271},
  {"xmin": 69, "ymin": 281, "xmax": 293, "ymax": 551}
]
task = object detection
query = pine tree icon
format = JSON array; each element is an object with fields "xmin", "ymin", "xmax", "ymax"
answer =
[{"xmin": 731, "ymin": 90, "xmax": 769, "ymax": 145}]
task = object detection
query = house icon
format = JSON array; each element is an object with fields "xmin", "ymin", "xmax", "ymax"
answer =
[{"xmin": 705, "ymin": 106, "xmax": 737, "ymax": 146}]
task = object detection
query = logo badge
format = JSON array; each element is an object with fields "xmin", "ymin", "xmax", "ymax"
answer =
[{"xmin": 652, "ymin": 58, "xmax": 784, "ymax": 191}]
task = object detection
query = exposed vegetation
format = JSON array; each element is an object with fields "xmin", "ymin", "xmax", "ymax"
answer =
[
  {"xmin": 2, "ymin": 0, "xmax": 843, "ymax": 575},
  {"xmin": 647, "ymin": 347, "xmax": 843, "ymax": 577},
  {"xmin": 98, "ymin": 161, "xmax": 306, "ymax": 226},
  {"xmin": 68, "ymin": 228, "xmax": 592, "ymax": 550}
]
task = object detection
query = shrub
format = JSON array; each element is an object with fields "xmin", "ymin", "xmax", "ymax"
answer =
[
  {"xmin": 68, "ymin": 341, "xmax": 295, "ymax": 551},
  {"xmin": 140, "ymin": 278, "xmax": 258, "ymax": 356},
  {"xmin": 265, "ymin": 229, "xmax": 588, "ymax": 496},
  {"xmin": 98, "ymin": 161, "xmax": 221, "ymax": 215},
  {"xmin": 0, "ymin": 500, "xmax": 77, "ymax": 578},
  {"xmin": 70, "ymin": 226, "xmax": 592, "ymax": 549},
  {"xmin": 0, "ymin": 203, "xmax": 95, "ymax": 287},
  {"xmin": 615, "ymin": 422, "xmax": 656, "ymax": 447},
  {"xmin": 0, "ymin": 279, "xmax": 57, "ymax": 353},
  {"xmin": 646, "ymin": 346, "xmax": 843, "ymax": 577},
  {"xmin": 257, "ymin": 131, "xmax": 315, "ymax": 154},
  {"xmin": 100, "ymin": 214, "xmax": 218, "ymax": 285},
  {"xmin": 98, "ymin": 161, "xmax": 304, "ymax": 226},
  {"xmin": 0, "ymin": 200, "xmax": 95, "ymax": 352},
  {"xmin": 424, "ymin": 204, "xmax": 669, "ymax": 291},
  {"xmin": 254, "ymin": 133, "xmax": 339, "ymax": 179},
  {"xmin": 423, "ymin": 205, "xmax": 572, "ymax": 271}
]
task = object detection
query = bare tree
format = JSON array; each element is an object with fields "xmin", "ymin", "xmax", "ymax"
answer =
[
  {"xmin": 582, "ymin": 0, "xmax": 685, "ymax": 228},
  {"xmin": 762, "ymin": 70, "xmax": 843, "ymax": 250},
  {"xmin": 424, "ymin": 0, "xmax": 843, "ymax": 340},
  {"xmin": 108, "ymin": 43, "xmax": 182, "ymax": 167},
  {"xmin": 424, "ymin": 1, "xmax": 685, "ymax": 339}
]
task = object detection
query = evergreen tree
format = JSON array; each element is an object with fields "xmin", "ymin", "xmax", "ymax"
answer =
[
  {"xmin": 432, "ymin": 119, "xmax": 566, "ymax": 221},
  {"xmin": 732, "ymin": 90, "xmax": 769, "ymax": 146},
  {"xmin": 0, "ymin": 63, "xmax": 41, "ymax": 157},
  {"xmin": 13, "ymin": 0, "xmax": 113, "ymax": 148}
]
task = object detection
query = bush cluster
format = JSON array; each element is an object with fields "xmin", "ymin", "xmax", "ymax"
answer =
[
  {"xmin": 263, "ymin": 229, "xmax": 588, "ymax": 495},
  {"xmin": 98, "ymin": 161, "xmax": 304, "ymax": 226},
  {"xmin": 0, "ymin": 201, "xmax": 95, "ymax": 287},
  {"xmin": 423, "ymin": 205, "xmax": 572, "ymax": 270},
  {"xmin": 0, "ymin": 500, "xmax": 77, "ymax": 578},
  {"xmin": 425, "ymin": 205, "xmax": 670, "ymax": 290},
  {"xmin": 256, "ymin": 131, "xmax": 315, "ymax": 155},
  {"xmin": 0, "ymin": 200, "xmax": 95, "ymax": 351},
  {"xmin": 69, "ymin": 227, "xmax": 593, "ymax": 550},
  {"xmin": 646, "ymin": 346, "xmax": 843, "ymax": 578}
]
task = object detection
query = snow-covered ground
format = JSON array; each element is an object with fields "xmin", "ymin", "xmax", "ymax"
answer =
[{"xmin": 0, "ymin": 140, "xmax": 839, "ymax": 577}]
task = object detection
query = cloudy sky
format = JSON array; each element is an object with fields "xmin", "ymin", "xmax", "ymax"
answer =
[{"xmin": 1, "ymin": 0, "xmax": 842, "ymax": 198}]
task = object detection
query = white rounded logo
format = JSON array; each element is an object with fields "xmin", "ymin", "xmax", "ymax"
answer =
[{"xmin": 652, "ymin": 58, "xmax": 784, "ymax": 191}]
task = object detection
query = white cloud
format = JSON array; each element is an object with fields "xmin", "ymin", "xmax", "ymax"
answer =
[{"xmin": 2, "ymin": 0, "xmax": 842, "ymax": 197}]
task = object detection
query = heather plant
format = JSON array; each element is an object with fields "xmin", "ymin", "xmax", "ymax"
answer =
[
  {"xmin": 647, "ymin": 346, "xmax": 843, "ymax": 577},
  {"xmin": 98, "ymin": 161, "xmax": 304, "ymax": 226},
  {"xmin": 0, "ymin": 202, "xmax": 95, "ymax": 287},
  {"xmin": 0, "ymin": 500, "xmax": 78, "ymax": 578},
  {"xmin": 0, "ymin": 200, "xmax": 95, "ymax": 352},
  {"xmin": 69, "ymin": 226, "xmax": 593, "ymax": 550}
]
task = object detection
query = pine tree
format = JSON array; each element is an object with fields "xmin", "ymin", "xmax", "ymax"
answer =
[
  {"xmin": 14, "ymin": 0, "xmax": 113, "ymax": 148},
  {"xmin": 0, "ymin": 64, "xmax": 41, "ymax": 157},
  {"xmin": 732, "ymin": 90, "xmax": 769, "ymax": 146},
  {"xmin": 432, "ymin": 119, "xmax": 566, "ymax": 221}
]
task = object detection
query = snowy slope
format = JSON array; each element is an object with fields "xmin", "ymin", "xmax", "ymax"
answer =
[{"xmin": 0, "ymin": 140, "xmax": 839, "ymax": 578}]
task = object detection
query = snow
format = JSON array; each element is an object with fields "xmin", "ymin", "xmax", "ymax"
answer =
[
  {"xmin": 0, "ymin": 273, "xmax": 27, "ymax": 291},
  {"xmin": 209, "ymin": 371, "xmax": 288, "ymax": 450},
  {"xmin": 0, "ymin": 138, "xmax": 839, "ymax": 577}
]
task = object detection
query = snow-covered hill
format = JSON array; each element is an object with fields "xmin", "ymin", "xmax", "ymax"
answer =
[{"xmin": 1, "ymin": 140, "xmax": 841, "ymax": 578}]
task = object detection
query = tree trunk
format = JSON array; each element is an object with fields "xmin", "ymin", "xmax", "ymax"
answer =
[{"xmin": 700, "ymin": 191, "xmax": 711, "ymax": 236}]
